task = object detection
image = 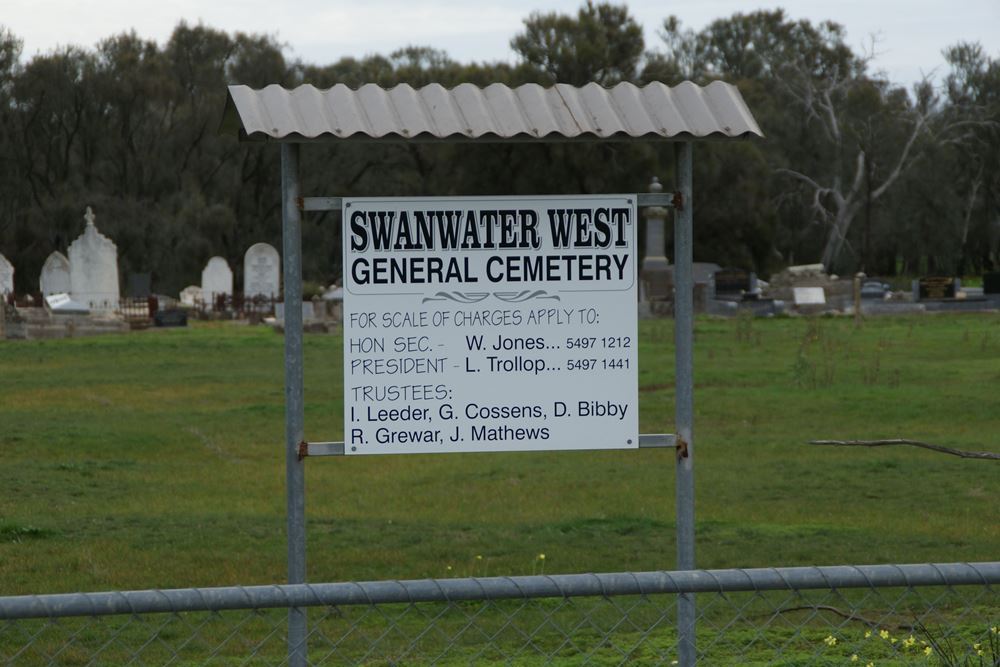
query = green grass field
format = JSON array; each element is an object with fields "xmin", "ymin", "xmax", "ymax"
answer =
[{"xmin": 1, "ymin": 314, "xmax": 998, "ymax": 598}]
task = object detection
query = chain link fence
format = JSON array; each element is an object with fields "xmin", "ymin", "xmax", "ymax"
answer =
[{"xmin": 1, "ymin": 563, "xmax": 997, "ymax": 666}]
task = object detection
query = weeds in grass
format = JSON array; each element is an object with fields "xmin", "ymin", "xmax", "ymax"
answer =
[
  {"xmin": 917, "ymin": 621, "xmax": 999, "ymax": 666},
  {"xmin": 862, "ymin": 337, "xmax": 900, "ymax": 387},
  {"xmin": 816, "ymin": 624, "xmax": 1000, "ymax": 666},
  {"xmin": 792, "ymin": 347, "xmax": 817, "ymax": 389},
  {"xmin": 791, "ymin": 318, "xmax": 839, "ymax": 388},
  {"xmin": 735, "ymin": 310, "xmax": 755, "ymax": 344},
  {"xmin": 0, "ymin": 522, "xmax": 51, "ymax": 543},
  {"xmin": 862, "ymin": 350, "xmax": 882, "ymax": 385}
]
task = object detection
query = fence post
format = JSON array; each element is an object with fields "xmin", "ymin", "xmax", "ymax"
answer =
[
  {"xmin": 674, "ymin": 141, "xmax": 697, "ymax": 666},
  {"xmin": 281, "ymin": 142, "xmax": 308, "ymax": 666}
]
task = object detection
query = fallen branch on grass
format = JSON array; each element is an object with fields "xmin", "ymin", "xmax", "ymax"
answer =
[
  {"xmin": 774, "ymin": 605, "xmax": 913, "ymax": 630},
  {"xmin": 808, "ymin": 439, "xmax": 999, "ymax": 460}
]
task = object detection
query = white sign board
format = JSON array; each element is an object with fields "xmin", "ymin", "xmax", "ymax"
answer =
[
  {"xmin": 793, "ymin": 286, "xmax": 826, "ymax": 305},
  {"xmin": 343, "ymin": 195, "xmax": 638, "ymax": 455}
]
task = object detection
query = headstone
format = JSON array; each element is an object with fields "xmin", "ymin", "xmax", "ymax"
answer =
[
  {"xmin": 68, "ymin": 207, "xmax": 120, "ymax": 312},
  {"xmin": 983, "ymin": 272, "xmax": 1000, "ymax": 295},
  {"xmin": 179, "ymin": 285, "xmax": 203, "ymax": 306},
  {"xmin": 714, "ymin": 268, "xmax": 753, "ymax": 299},
  {"xmin": 154, "ymin": 309, "xmax": 188, "ymax": 327},
  {"xmin": 641, "ymin": 177, "xmax": 672, "ymax": 301},
  {"xmin": 127, "ymin": 272, "xmax": 152, "ymax": 298},
  {"xmin": 40, "ymin": 252, "xmax": 71, "ymax": 296},
  {"xmin": 786, "ymin": 263, "xmax": 826, "ymax": 276},
  {"xmin": 45, "ymin": 293, "xmax": 89, "ymax": 314},
  {"xmin": 243, "ymin": 243, "xmax": 280, "ymax": 298},
  {"xmin": 691, "ymin": 262, "xmax": 722, "ymax": 285},
  {"xmin": 766, "ymin": 264, "xmax": 852, "ymax": 303},
  {"xmin": 201, "ymin": 257, "xmax": 233, "ymax": 303},
  {"xmin": 0, "ymin": 252, "xmax": 13, "ymax": 296},
  {"xmin": 918, "ymin": 276, "xmax": 957, "ymax": 300},
  {"xmin": 793, "ymin": 287, "xmax": 826, "ymax": 305}
]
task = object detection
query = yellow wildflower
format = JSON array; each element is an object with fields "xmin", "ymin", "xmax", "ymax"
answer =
[
  {"xmin": 866, "ymin": 662, "xmax": 875, "ymax": 667},
  {"xmin": 973, "ymin": 642, "xmax": 981, "ymax": 650},
  {"xmin": 879, "ymin": 629, "xmax": 890, "ymax": 640},
  {"xmin": 538, "ymin": 553, "xmax": 545, "ymax": 560},
  {"xmin": 902, "ymin": 635, "xmax": 916, "ymax": 648},
  {"xmin": 924, "ymin": 646, "xmax": 933, "ymax": 656},
  {"xmin": 476, "ymin": 554, "xmax": 483, "ymax": 560},
  {"xmin": 823, "ymin": 635, "xmax": 837, "ymax": 647},
  {"xmin": 864, "ymin": 630, "xmax": 872, "ymax": 639},
  {"xmin": 850, "ymin": 654, "xmax": 859, "ymax": 662}
]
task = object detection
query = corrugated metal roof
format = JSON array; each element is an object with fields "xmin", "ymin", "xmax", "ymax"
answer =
[{"xmin": 222, "ymin": 81, "xmax": 762, "ymax": 143}]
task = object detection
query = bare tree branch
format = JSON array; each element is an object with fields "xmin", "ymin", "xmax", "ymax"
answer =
[
  {"xmin": 774, "ymin": 605, "xmax": 914, "ymax": 630},
  {"xmin": 870, "ymin": 113, "xmax": 926, "ymax": 201},
  {"xmin": 774, "ymin": 167, "xmax": 825, "ymax": 192},
  {"xmin": 846, "ymin": 151, "xmax": 866, "ymax": 205},
  {"xmin": 808, "ymin": 439, "xmax": 1000, "ymax": 460}
]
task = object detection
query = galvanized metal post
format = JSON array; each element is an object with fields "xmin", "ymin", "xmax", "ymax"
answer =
[
  {"xmin": 673, "ymin": 141, "xmax": 697, "ymax": 666},
  {"xmin": 281, "ymin": 143, "xmax": 308, "ymax": 666}
]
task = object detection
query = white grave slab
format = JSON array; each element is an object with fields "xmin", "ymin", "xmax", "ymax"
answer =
[
  {"xmin": 68, "ymin": 208, "xmax": 120, "ymax": 311},
  {"xmin": 0, "ymin": 252, "xmax": 13, "ymax": 295},
  {"xmin": 40, "ymin": 251, "xmax": 71, "ymax": 296},
  {"xmin": 342, "ymin": 194, "xmax": 639, "ymax": 456},
  {"xmin": 243, "ymin": 242, "xmax": 280, "ymax": 298},
  {"xmin": 201, "ymin": 257, "xmax": 233, "ymax": 303},
  {"xmin": 793, "ymin": 286, "xmax": 826, "ymax": 305},
  {"xmin": 45, "ymin": 292, "xmax": 89, "ymax": 313},
  {"xmin": 179, "ymin": 285, "xmax": 203, "ymax": 306}
]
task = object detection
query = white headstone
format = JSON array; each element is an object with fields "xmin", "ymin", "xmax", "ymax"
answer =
[
  {"xmin": 201, "ymin": 256, "xmax": 233, "ymax": 303},
  {"xmin": 68, "ymin": 207, "xmax": 120, "ymax": 311},
  {"xmin": 793, "ymin": 286, "xmax": 827, "ymax": 305},
  {"xmin": 40, "ymin": 251, "xmax": 71, "ymax": 296},
  {"xmin": 243, "ymin": 243, "xmax": 280, "ymax": 298},
  {"xmin": 45, "ymin": 292, "xmax": 89, "ymax": 313},
  {"xmin": 179, "ymin": 285, "xmax": 203, "ymax": 306},
  {"xmin": 0, "ymin": 252, "xmax": 13, "ymax": 295}
]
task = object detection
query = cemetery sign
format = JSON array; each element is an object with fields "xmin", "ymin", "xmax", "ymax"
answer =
[{"xmin": 343, "ymin": 195, "xmax": 638, "ymax": 455}]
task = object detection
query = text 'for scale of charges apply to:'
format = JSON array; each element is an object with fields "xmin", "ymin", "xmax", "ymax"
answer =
[{"xmin": 343, "ymin": 195, "xmax": 639, "ymax": 455}]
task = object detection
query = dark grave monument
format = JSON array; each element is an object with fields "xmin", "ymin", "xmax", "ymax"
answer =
[
  {"xmin": 127, "ymin": 272, "xmax": 152, "ymax": 298},
  {"xmin": 984, "ymin": 272, "xmax": 1000, "ymax": 295},
  {"xmin": 918, "ymin": 276, "xmax": 957, "ymax": 300},
  {"xmin": 714, "ymin": 268, "xmax": 753, "ymax": 300},
  {"xmin": 154, "ymin": 308, "xmax": 188, "ymax": 327}
]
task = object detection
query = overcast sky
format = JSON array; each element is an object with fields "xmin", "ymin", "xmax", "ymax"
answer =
[{"xmin": 5, "ymin": 0, "xmax": 999, "ymax": 90}]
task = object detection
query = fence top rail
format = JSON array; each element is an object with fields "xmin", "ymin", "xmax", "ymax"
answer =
[{"xmin": 1, "ymin": 562, "xmax": 996, "ymax": 620}]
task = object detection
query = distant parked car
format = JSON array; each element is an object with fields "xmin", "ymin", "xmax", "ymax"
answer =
[{"xmin": 860, "ymin": 280, "xmax": 891, "ymax": 299}]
